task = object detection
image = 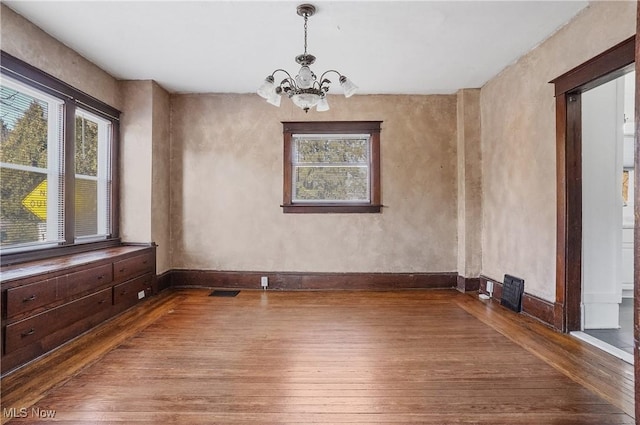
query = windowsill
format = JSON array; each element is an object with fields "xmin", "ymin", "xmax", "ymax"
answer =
[
  {"xmin": 281, "ymin": 204, "xmax": 383, "ymax": 214},
  {"xmin": 0, "ymin": 238, "xmax": 123, "ymax": 267}
]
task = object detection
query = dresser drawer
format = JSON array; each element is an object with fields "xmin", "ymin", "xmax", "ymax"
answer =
[
  {"xmin": 1, "ymin": 245, "xmax": 156, "ymax": 375},
  {"xmin": 6, "ymin": 277, "xmax": 58, "ymax": 318},
  {"xmin": 113, "ymin": 253, "xmax": 153, "ymax": 283},
  {"xmin": 113, "ymin": 273, "xmax": 153, "ymax": 307},
  {"xmin": 59, "ymin": 264, "xmax": 113, "ymax": 299},
  {"xmin": 4, "ymin": 288, "xmax": 112, "ymax": 354}
]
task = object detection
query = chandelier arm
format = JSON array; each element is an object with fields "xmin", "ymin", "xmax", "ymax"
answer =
[
  {"xmin": 270, "ymin": 69, "xmax": 299, "ymax": 91},
  {"xmin": 318, "ymin": 69, "xmax": 344, "ymax": 82},
  {"xmin": 270, "ymin": 68, "xmax": 295, "ymax": 81},
  {"xmin": 318, "ymin": 69, "xmax": 344, "ymax": 93}
]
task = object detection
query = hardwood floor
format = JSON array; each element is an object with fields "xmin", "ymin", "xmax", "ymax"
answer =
[{"xmin": 1, "ymin": 289, "xmax": 634, "ymax": 424}]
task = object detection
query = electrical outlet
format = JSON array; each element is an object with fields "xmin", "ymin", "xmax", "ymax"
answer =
[
  {"xmin": 261, "ymin": 276, "xmax": 268, "ymax": 289},
  {"xmin": 486, "ymin": 281, "xmax": 494, "ymax": 294}
]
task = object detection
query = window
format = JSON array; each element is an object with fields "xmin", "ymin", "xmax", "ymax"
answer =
[
  {"xmin": 0, "ymin": 52, "xmax": 119, "ymax": 259},
  {"xmin": 0, "ymin": 77, "xmax": 64, "ymax": 248},
  {"xmin": 282, "ymin": 121, "xmax": 382, "ymax": 213},
  {"xmin": 75, "ymin": 109, "xmax": 112, "ymax": 241}
]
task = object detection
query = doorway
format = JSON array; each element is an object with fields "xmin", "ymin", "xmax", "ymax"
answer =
[
  {"xmin": 577, "ymin": 71, "xmax": 635, "ymax": 363},
  {"xmin": 551, "ymin": 36, "xmax": 634, "ymax": 337}
]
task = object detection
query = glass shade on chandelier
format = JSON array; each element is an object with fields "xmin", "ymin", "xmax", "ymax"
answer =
[
  {"xmin": 257, "ymin": 76, "xmax": 281, "ymax": 106},
  {"xmin": 256, "ymin": 4, "xmax": 358, "ymax": 113}
]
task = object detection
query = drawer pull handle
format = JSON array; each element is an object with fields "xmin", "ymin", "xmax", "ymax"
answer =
[
  {"xmin": 21, "ymin": 328, "xmax": 35, "ymax": 337},
  {"xmin": 119, "ymin": 268, "xmax": 125, "ymax": 273},
  {"xmin": 97, "ymin": 275, "xmax": 104, "ymax": 280},
  {"xmin": 98, "ymin": 299, "xmax": 106, "ymax": 304},
  {"xmin": 143, "ymin": 260, "xmax": 148, "ymax": 264},
  {"xmin": 23, "ymin": 295, "xmax": 37, "ymax": 302}
]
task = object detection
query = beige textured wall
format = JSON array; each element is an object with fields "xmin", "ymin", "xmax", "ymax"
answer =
[
  {"xmin": 117, "ymin": 80, "xmax": 172, "ymax": 273},
  {"xmin": 151, "ymin": 82, "xmax": 172, "ymax": 274},
  {"xmin": 480, "ymin": 1, "xmax": 636, "ymax": 301},
  {"xmin": 119, "ymin": 81, "xmax": 153, "ymax": 244},
  {"xmin": 171, "ymin": 94, "xmax": 457, "ymax": 272},
  {"xmin": 456, "ymin": 89, "xmax": 482, "ymax": 278},
  {"xmin": 0, "ymin": 4, "xmax": 121, "ymax": 109}
]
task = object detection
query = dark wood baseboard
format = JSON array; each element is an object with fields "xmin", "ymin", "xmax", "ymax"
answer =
[
  {"xmin": 553, "ymin": 302, "xmax": 565, "ymax": 332},
  {"xmin": 169, "ymin": 269, "xmax": 457, "ymax": 291},
  {"xmin": 456, "ymin": 275, "xmax": 480, "ymax": 293},
  {"xmin": 162, "ymin": 270, "xmax": 553, "ymax": 325},
  {"xmin": 479, "ymin": 275, "xmax": 556, "ymax": 329},
  {"xmin": 156, "ymin": 270, "xmax": 172, "ymax": 293}
]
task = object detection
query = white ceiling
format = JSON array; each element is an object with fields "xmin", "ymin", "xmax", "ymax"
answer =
[{"xmin": 4, "ymin": 1, "xmax": 589, "ymax": 95}]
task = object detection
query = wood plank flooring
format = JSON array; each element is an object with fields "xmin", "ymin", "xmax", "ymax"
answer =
[{"xmin": 1, "ymin": 289, "xmax": 635, "ymax": 424}]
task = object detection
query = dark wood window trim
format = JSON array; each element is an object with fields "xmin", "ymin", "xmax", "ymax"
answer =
[
  {"xmin": 282, "ymin": 121, "xmax": 382, "ymax": 214},
  {"xmin": 550, "ymin": 35, "xmax": 635, "ymax": 332},
  {"xmin": 0, "ymin": 52, "xmax": 121, "ymax": 266},
  {"xmin": 0, "ymin": 52, "xmax": 120, "ymax": 120}
]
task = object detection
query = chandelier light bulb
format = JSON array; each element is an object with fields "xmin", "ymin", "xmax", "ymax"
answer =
[
  {"xmin": 267, "ymin": 93, "xmax": 282, "ymax": 107},
  {"xmin": 316, "ymin": 96, "xmax": 330, "ymax": 112},
  {"xmin": 266, "ymin": 88, "xmax": 282, "ymax": 107},
  {"xmin": 257, "ymin": 76, "xmax": 276, "ymax": 99},
  {"xmin": 340, "ymin": 76, "xmax": 358, "ymax": 98}
]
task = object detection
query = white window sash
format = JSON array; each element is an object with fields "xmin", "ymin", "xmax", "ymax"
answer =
[
  {"xmin": 75, "ymin": 108, "xmax": 112, "ymax": 240},
  {"xmin": 291, "ymin": 134, "xmax": 372, "ymax": 203}
]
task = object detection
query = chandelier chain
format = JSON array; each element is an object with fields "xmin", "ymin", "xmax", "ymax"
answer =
[{"xmin": 303, "ymin": 14, "xmax": 308, "ymax": 55}]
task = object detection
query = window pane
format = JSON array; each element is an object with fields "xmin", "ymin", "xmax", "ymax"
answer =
[
  {"xmin": 74, "ymin": 110, "xmax": 111, "ymax": 240},
  {"xmin": 295, "ymin": 137, "xmax": 369, "ymax": 164},
  {"xmin": 0, "ymin": 86, "xmax": 48, "ymax": 168},
  {"xmin": 294, "ymin": 166, "xmax": 369, "ymax": 202},
  {"xmin": 0, "ymin": 78, "xmax": 64, "ymax": 249},
  {"xmin": 75, "ymin": 115, "xmax": 98, "ymax": 176},
  {"xmin": 0, "ymin": 168, "xmax": 47, "ymax": 245},
  {"xmin": 75, "ymin": 177, "xmax": 97, "ymax": 237}
]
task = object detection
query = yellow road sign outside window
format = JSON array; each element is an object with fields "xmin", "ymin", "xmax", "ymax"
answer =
[{"xmin": 22, "ymin": 180, "xmax": 47, "ymax": 220}]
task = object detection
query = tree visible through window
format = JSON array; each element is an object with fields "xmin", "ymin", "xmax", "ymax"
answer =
[
  {"xmin": 75, "ymin": 109, "xmax": 112, "ymax": 240},
  {"xmin": 283, "ymin": 121, "xmax": 382, "ymax": 213},
  {"xmin": 0, "ymin": 80, "xmax": 64, "ymax": 247},
  {"xmin": 293, "ymin": 137, "xmax": 370, "ymax": 202}
]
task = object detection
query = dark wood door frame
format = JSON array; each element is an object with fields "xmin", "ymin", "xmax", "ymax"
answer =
[
  {"xmin": 635, "ymin": 5, "xmax": 640, "ymax": 422},
  {"xmin": 553, "ymin": 34, "xmax": 638, "ymax": 422},
  {"xmin": 551, "ymin": 35, "xmax": 635, "ymax": 333}
]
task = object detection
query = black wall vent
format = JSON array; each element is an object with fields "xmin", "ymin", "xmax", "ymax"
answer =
[{"xmin": 501, "ymin": 275, "xmax": 524, "ymax": 313}]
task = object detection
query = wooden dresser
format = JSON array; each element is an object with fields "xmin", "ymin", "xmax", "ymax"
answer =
[{"xmin": 0, "ymin": 244, "xmax": 156, "ymax": 375}]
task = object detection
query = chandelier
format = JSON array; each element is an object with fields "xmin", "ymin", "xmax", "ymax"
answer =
[{"xmin": 257, "ymin": 3, "xmax": 358, "ymax": 113}]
